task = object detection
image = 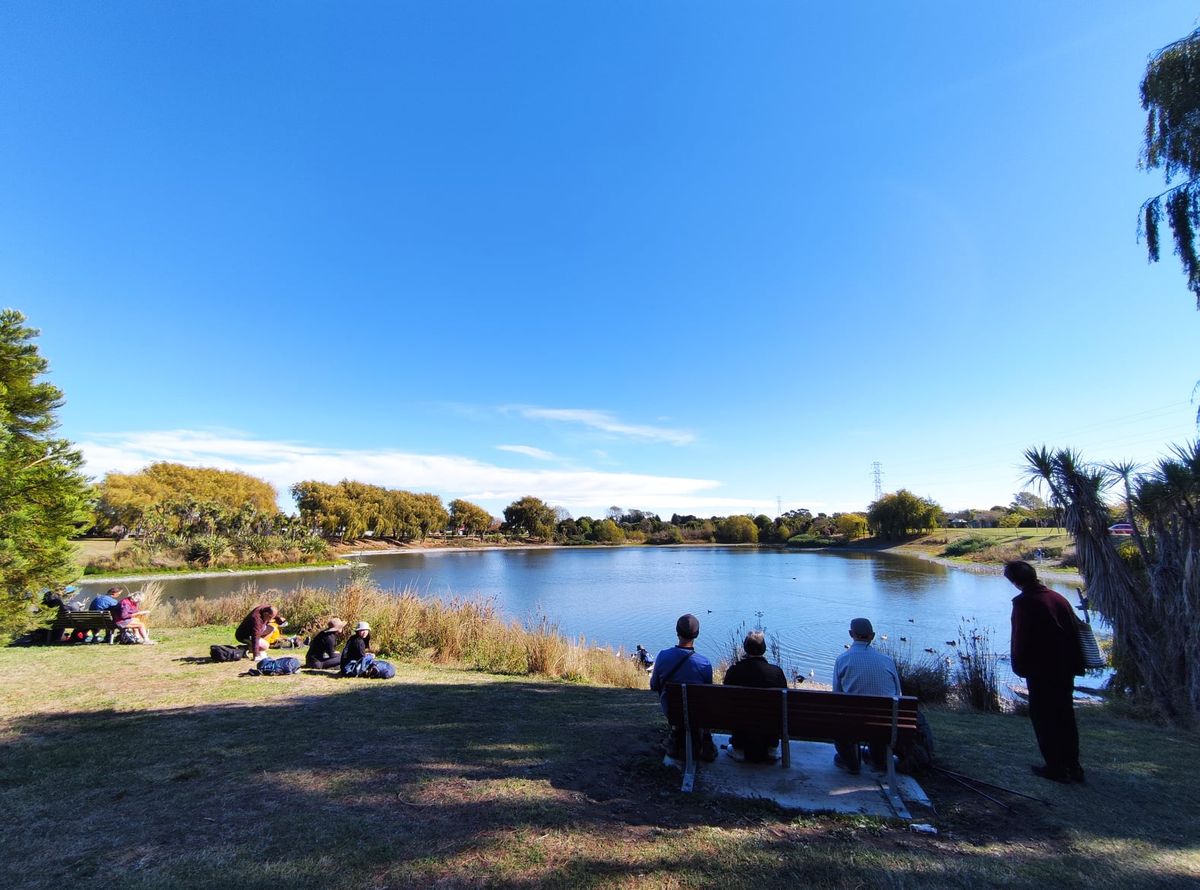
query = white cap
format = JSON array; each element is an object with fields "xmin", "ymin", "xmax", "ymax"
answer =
[{"xmin": 355, "ymin": 621, "xmax": 370, "ymax": 632}]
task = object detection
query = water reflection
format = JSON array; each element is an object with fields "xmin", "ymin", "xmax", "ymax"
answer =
[{"xmin": 80, "ymin": 546, "xmax": 1072, "ymax": 688}]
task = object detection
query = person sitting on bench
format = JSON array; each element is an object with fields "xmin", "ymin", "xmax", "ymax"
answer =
[
  {"xmin": 649, "ymin": 613, "xmax": 716, "ymax": 762},
  {"xmin": 235, "ymin": 604, "xmax": 281, "ymax": 661},
  {"xmin": 89, "ymin": 587, "xmax": 121, "ymax": 614},
  {"xmin": 832, "ymin": 617, "xmax": 900, "ymax": 774},
  {"xmin": 111, "ymin": 591, "xmax": 152, "ymax": 643},
  {"xmin": 306, "ymin": 617, "xmax": 346, "ymax": 669},
  {"xmin": 722, "ymin": 630, "xmax": 789, "ymax": 762}
]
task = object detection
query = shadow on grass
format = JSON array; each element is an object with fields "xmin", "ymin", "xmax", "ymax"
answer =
[{"xmin": 1, "ymin": 682, "xmax": 1197, "ymax": 888}]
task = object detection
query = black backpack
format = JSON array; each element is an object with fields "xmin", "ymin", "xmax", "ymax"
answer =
[{"xmin": 210, "ymin": 644, "xmax": 246, "ymax": 663}]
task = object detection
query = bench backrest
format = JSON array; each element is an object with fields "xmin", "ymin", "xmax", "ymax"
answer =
[
  {"xmin": 55, "ymin": 610, "xmax": 115, "ymax": 622},
  {"xmin": 663, "ymin": 683, "xmax": 918, "ymax": 744}
]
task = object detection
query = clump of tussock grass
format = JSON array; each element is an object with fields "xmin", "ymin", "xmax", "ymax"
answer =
[
  {"xmin": 155, "ymin": 581, "xmax": 648, "ymax": 688},
  {"xmin": 878, "ymin": 641, "xmax": 950, "ymax": 704}
]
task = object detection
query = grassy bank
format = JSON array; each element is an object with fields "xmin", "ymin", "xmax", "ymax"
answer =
[
  {"xmin": 151, "ymin": 582, "xmax": 648, "ymax": 689},
  {"xmin": 2, "ymin": 628, "xmax": 1197, "ymax": 888},
  {"xmin": 850, "ymin": 528, "xmax": 1082, "ymax": 579}
]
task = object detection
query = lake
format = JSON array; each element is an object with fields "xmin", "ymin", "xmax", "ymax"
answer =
[{"xmin": 80, "ymin": 546, "xmax": 1085, "ymax": 687}]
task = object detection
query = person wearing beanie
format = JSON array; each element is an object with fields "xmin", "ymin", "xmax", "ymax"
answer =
[
  {"xmin": 723, "ymin": 631, "xmax": 789, "ymax": 762},
  {"xmin": 1005, "ymin": 560, "xmax": 1086, "ymax": 784},
  {"xmin": 832, "ymin": 617, "xmax": 900, "ymax": 774},
  {"xmin": 649, "ymin": 613, "xmax": 716, "ymax": 761}
]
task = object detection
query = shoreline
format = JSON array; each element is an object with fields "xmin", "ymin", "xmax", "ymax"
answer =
[{"xmin": 78, "ymin": 538, "xmax": 1085, "ymax": 587}]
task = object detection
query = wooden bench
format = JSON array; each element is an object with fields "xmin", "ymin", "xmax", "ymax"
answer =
[
  {"xmin": 48, "ymin": 610, "xmax": 118, "ymax": 644},
  {"xmin": 663, "ymin": 683, "xmax": 919, "ymax": 806}
]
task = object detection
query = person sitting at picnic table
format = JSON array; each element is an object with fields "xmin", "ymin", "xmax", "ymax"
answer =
[
  {"xmin": 235, "ymin": 604, "xmax": 281, "ymax": 661},
  {"xmin": 722, "ymin": 630, "xmax": 789, "ymax": 762},
  {"xmin": 831, "ymin": 617, "xmax": 900, "ymax": 774},
  {"xmin": 306, "ymin": 618, "xmax": 346, "ymax": 669},
  {"xmin": 649, "ymin": 613, "xmax": 717, "ymax": 762},
  {"xmin": 111, "ymin": 591, "xmax": 152, "ymax": 644},
  {"xmin": 340, "ymin": 621, "xmax": 372, "ymax": 670}
]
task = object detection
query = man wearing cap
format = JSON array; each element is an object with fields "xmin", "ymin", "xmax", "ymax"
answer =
[
  {"xmin": 832, "ymin": 617, "xmax": 900, "ymax": 774},
  {"xmin": 649, "ymin": 614, "xmax": 716, "ymax": 761}
]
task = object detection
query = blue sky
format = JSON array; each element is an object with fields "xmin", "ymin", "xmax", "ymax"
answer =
[{"xmin": 4, "ymin": 2, "xmax": 1199, "ymax": 519}]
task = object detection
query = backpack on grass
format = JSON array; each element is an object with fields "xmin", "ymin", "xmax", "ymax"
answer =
[
  {"xmin": 210, "ymin": 644, "xmax": 246, "ymax": 663},
  {"xmin": 251, "ymin": 656, "xmax": 300, "ymax": 676},
  {"xmin": 366, "ymin": 660, "xmax": 395, "ymax": 679}
]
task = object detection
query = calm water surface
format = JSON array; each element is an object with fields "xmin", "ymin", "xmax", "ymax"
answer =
[{"xmin": 81, "ymin": 547, "xmax": 1082, "ymax": 686}]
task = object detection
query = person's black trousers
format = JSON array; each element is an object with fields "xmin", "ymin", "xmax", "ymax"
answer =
[{"xmin": 1026, "ymin": 672, "xmax": 1080, "ymax": 773}]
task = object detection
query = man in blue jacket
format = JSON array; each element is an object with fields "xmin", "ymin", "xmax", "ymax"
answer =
[{"xmin": 649, "ymin": 613, "xmax": 716, "ymax": 761}]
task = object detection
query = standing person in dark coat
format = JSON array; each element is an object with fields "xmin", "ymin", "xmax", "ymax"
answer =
[
  {"xmin": 306, "ymin": 618, "xmax": 346, "ymax": 669},
  {"xmin": 722, "ymin": 631, "xmax": 788, "ymax": 762},
  {"xmin": 1005, "ymin": 560, "xmax": 1086, "ymax": 783},
  {"xmin": 235, "ymin": 604, "xmax": 280, "ymax": 661}
]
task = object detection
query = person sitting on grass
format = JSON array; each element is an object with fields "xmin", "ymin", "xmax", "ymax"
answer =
[
  {"xmin": 831, "ymin": 617, "xmax": 900, "ymax": 774},
  {"xmin": 235, "ymin": 604, "xmax": 281, "ymax": 661},
  {"xmin": 111, "ymin": 591, "xmax": 153, "ymax": 644},
  {"xmin": 340, "ymin": 621, "xmax": 372, "ymax": 673},
  {"xmin": 649, "ymin": 613, "xmax": 716, "ymax": 762},
  {"xmin": 722, "ymin": 630, "xmax": 789, "ymax": 762},
  {"xmin": 306, "ymin": 618, "xmax": 346, "ymax": 669}
]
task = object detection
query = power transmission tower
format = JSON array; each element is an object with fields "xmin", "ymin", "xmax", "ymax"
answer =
[{"xmin": 871, "ymin": 462, "xmax": 883, "ymax": 500}]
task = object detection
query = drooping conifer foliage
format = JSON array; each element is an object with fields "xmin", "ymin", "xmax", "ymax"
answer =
[
  {"xmin": 0, "ymin": 310, "xmax": 90, "ymax": 634},
  {"xmin": 1141, "ymin": 26, "xmax": 1200, "ymax": 304}
]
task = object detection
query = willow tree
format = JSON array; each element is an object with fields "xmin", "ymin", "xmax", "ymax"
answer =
[
  {"xmin": 1141, "ymin": 26, "xmax": 1200, "ymax": 304},
  {"xmin": 1026, "ymin": 445, "xmax": 1200, "ymax": 725},
  {"xmin": 0, "ymin": 310, "xmax": 90, "ymax": 635}
]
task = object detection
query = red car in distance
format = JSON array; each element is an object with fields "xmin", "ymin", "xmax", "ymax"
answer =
[{"xmin": 1108, "ymin": 523, "xmax": 1134, "ymax": 535}]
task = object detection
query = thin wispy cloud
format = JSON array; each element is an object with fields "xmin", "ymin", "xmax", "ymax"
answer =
[
  {"xmin": 496, "ymin": 444, "xmax": 556, "ymax": 460},
  {"xmin": 77, "ymin": 429, "xmax": 759, "ymax": 516},
  {"xmin": 514, "ymin": 407, "xmax": 695, "ymax": 445}
]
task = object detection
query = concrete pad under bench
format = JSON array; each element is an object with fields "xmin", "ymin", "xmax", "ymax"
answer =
[{"xmin": 664, "ymin": 733, "xmax": 930, "ymax": 820}]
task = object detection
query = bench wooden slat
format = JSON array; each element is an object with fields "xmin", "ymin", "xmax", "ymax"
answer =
[{"xmin": 48, "ymin": 610, "xmax": 118, "ymax": 643}]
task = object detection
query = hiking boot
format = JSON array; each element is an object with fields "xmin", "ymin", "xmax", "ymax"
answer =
[{"xmin": 1030, "ymin": 764, "xmax": 1072, "ymax": 783}]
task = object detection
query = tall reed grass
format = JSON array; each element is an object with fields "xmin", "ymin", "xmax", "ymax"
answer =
[
  {"xmin": 954, "ymin": 619, "xmax": 1001, "ymax": 712},
  {"xmin": 155, "ymin": 581, "xmax": 648, "ymax": 689}
]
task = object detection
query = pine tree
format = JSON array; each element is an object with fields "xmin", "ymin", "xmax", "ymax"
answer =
[{"xmin": 0, "ymin": 310, "xmax": 90, "ymax": 635}]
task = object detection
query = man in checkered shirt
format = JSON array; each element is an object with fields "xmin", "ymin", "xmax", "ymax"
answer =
[{"xmin": 832, "ymin": 617, "xmax": 900, "ymax": 774}]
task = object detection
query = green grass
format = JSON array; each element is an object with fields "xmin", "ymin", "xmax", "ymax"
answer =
[{"xmin": 2, "ymin": 628, "xmax": 1197, "ymax": 888}]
